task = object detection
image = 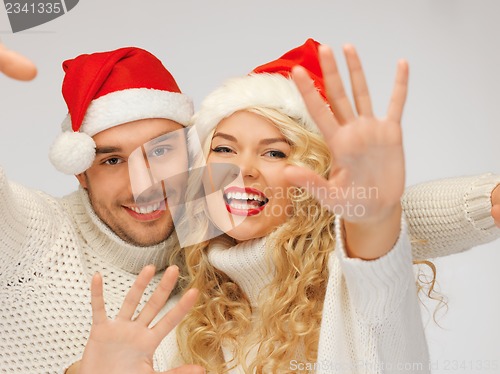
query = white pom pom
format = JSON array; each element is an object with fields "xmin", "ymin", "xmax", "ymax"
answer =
[{"xmin": 49, "ymin": 132, "xmax": 96, "ymax": 175}]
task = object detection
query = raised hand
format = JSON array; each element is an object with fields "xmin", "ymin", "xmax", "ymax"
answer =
[
  {"xmin": 78, "ymin": 265, "xmax": 202, "ymax": 374},
  {"xmin": 286, "ymin": 44, "xmax": 409, "ymax": 259},
  {"xmin": 0, "ymin": 42, "xmax": 37, "ymax": 81}
]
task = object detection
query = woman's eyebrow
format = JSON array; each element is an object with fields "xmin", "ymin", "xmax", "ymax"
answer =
[
  {"xmin": 212, "ymin": 132, "xmax": 237, "ymax": 142},
  {"xmin": 212, "ymin": 132, "xmax": 288, "ymax": 146},
  {"xmin": 259, "ymin": 137, "xmax": 289, "ymax": 146}
]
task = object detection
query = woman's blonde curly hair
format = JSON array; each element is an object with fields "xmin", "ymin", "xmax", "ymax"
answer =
[{"xmin": 173, "ymin": 107, "xmax": 442, "ymax": 373}]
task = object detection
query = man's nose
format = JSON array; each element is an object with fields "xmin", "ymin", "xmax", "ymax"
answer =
[{"xmin": 128, "ymin": 146, "xmax": 159, "ymax": 201}]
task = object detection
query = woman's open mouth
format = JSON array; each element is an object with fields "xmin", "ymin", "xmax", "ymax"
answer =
[{"xmin": 223, "ymin": 186, "xmax": 269, "ymax": 216}]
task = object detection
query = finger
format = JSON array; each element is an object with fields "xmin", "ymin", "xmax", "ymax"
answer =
[
  {"xmin": 318, "ymin": 45, "xmax": 356, "ymax": 124},
  {"xmin": 116, "ymin": 265, "xmax": 156, "ymax": 320},
  {"xmin": 387, "ymin": 59, "xmax": 409, "ymax": 124},
  {"xmin": 284, "ymin": 165, "xmax": 337, "ymax": 209},
  {"xmin": 491, "ymin": 205, "xmax": 500, "ymax": 228},
  {"xmin": 135, "ymin": 265, "xmax": 179, "ymax": 326},
  {"xmin": 161, "ymin": 364, "xmax": 205, "ymax": 374},
  {"xmin": 152, "ymin": 288, "xmax": 199, "ymax": 343},
  {"xmin": 343, "ymin": 44, "xmax": 374, "ymax": 117},
  {"xmin": 90, "ymin": 273, "xmax": 107, "ymax": 325},
  {"xmin": 0, "ymin": 45, "xmax": 37, "ymax": 81},
  {"xmin": 291, "ymin": 65, "xmax": 340, "ymax": 140}
]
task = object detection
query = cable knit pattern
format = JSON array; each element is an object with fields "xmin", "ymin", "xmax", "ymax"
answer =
[
  {"xmin": 201, "ymin": 219, "xmax": 428, "ymax": 373},
  {"xmin": 65, "ymin": 189, "xmax": 173, "ymax": 275},
  {"xmin": 0, "ymin": 167, "xmax": 180, "ymax": 373},
  {"xmin": 315, "ymin": 216, "xmax": 429, "ymax": 374},
  {"xmin": 208, "ymin": 236, "xmax": 271, "ymax": 307},
  {"xmin": 0, "ymin": 166, "xmax": 499, "ymax": 373},
  {"xmin": 403, "ymin": 173, "xmax": 500, "ymax": 259}
]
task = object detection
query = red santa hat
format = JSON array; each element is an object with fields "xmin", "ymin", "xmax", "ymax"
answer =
[
  {"xmin": 191, "ymin": 38, "xmax": 327, "ymax": 147},
  {"xmin": 49, "ymin": 47, "xmax": 193, "ymax": 175}
]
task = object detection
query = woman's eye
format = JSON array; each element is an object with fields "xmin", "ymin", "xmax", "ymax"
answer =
[
  {"xmin": 104, "ymin": 157, "xmax": 123, "ymax": 165},
  {"xmin": 211, "ymin": 146, "xmax": 233, "ymax": 154},
  {"xmin": 265, "ymin": 150, "xmax": 287, "ymax": 159}
]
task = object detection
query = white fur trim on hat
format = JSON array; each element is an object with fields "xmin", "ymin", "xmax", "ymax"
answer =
[
  {"xmin": 52, "ymin": 88, "xmax": 194, "ymax": 175},
  {"xmin": 191, "ymin": 73, "xmax": 319, "ymax": 149},
  {"xmin": 49, "ymin": 131, "xmax": 96, "ymax": 175},
  {"xmin": 68, "ymin": 88, "xmax": 193, "ymax": 136}
]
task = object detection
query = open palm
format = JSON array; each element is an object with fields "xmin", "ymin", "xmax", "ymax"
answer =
[
  {"xmin": 286, "ymin": 44, "xmax": 408, "ymax": 224},
  {"xmin": 78, "ymin": 265, "xmax": 202, "ymax": 374}
]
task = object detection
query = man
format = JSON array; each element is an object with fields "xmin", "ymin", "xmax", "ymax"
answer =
[
  {"xmin": 1, "ymin": 43, "xmax": 500, "ymax": 373},
  {"xmin": 0, "ymin": 45, "xmax": 202, "ymax": 373}
]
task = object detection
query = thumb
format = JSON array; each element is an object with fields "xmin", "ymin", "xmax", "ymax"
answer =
[
  {"xmin": 284, "ymin": 165, "xmax": 339, "ymax": 207},
  {"xmin": 284, "ymin": 165, "xmax": 329, "ymax": 198}
]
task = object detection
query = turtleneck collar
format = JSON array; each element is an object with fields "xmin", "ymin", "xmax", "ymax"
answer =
[
  {"xmin": 62, "ymin": 188, "xmax": 177, "ymax": 274},
  {"xmin": 207, "ymin": 235, "xmax": 275, "ymax": 307}
]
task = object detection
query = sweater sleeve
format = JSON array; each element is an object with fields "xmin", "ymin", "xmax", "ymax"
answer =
[
  {"xmin": 402, "ymin": 173, "xmax": 500, "ymax": 260},
  {"xmin": 315, "ymin": 216, "xmax": 429, "ymax": 374},
  {"xmin": 0, "ymin": 167, "xmax": 29, "ymax": 247},
  {"xmin": 0, "ymin": 166, "xmax": 58, "ymax": 264}
]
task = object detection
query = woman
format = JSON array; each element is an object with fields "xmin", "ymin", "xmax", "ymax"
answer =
[{"xmin": 176, "ymin": 39, "xmax": 425, "ymax": 373}]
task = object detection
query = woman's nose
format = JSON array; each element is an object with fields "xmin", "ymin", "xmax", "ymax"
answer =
[{"xmin": 237, "ymin": 154, "xmax": 259, "ymax": 178}]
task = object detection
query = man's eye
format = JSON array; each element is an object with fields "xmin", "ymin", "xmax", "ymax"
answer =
[
  {"xmin": 148, "ymin": 146, "xmax": 172, "ymax": 158},
  {"xmin": 104, "ymin": 158, "xmax": 123, "ymax": 165}
]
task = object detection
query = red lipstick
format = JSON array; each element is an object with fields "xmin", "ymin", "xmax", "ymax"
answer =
[{"xmin": 223, "ymin": 186, "xmax": 269, "ymax": 216}]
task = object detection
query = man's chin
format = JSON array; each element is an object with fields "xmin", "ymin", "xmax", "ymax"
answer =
[
  {"xmin": 94, "ymin": 210, "xmax": 175, "ymax": 247},
  {"xmin": 121, "ymin": 233, "xmax": 170, "ymax": 247},
  {"xmin": 123, "ymin": 225, "xmax": 176, "ymax": 247}
]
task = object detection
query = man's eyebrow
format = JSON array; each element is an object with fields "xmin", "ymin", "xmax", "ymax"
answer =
[
  {"xmin": 95, "ymin": 130, "xmax": 183, "ymax": 154},
  {"xmin": 95, "ymin": 146, "xmax": 122, "ymax": 154},
  {"xmin": 148, "ymin": 131, "xmax": 180, "ymax": 145}
]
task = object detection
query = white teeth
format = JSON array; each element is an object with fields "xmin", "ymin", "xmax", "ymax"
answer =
[
  {"xmin": 231, "ymin": 202, "xmax": 252, "ymax": 210},
  {"xmin": 129, "ymin": 202, "xmax": 161, "ymax": 214},
  {"xmin": 225, "ymin": 191, "xmax": 265, "ymax": 202}
]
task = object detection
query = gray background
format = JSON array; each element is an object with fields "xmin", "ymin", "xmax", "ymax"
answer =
[{"xmin": 1, "ymin": 0, "xmax": 499, "ymax": 371}]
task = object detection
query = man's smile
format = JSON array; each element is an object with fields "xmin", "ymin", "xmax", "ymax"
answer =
[{"xmin": 123, "ymin": 199, "xmax": 167, "ymax": 221}]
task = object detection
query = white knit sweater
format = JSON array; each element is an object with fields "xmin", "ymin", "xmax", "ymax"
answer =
[
  {"xmin": 0, "ymin": 168, "xmax": 180, "ymax": 373},
  {"xmin": 205, "ymin": 217, "xmax": 427, "ymax": 374},
  {"xmin": 402, "ymin": 173, "xmax": 500, "ymax": 259},
  {"xmin": 0, "ymin": 167, "xmax": 499, "ymax": 373}
]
